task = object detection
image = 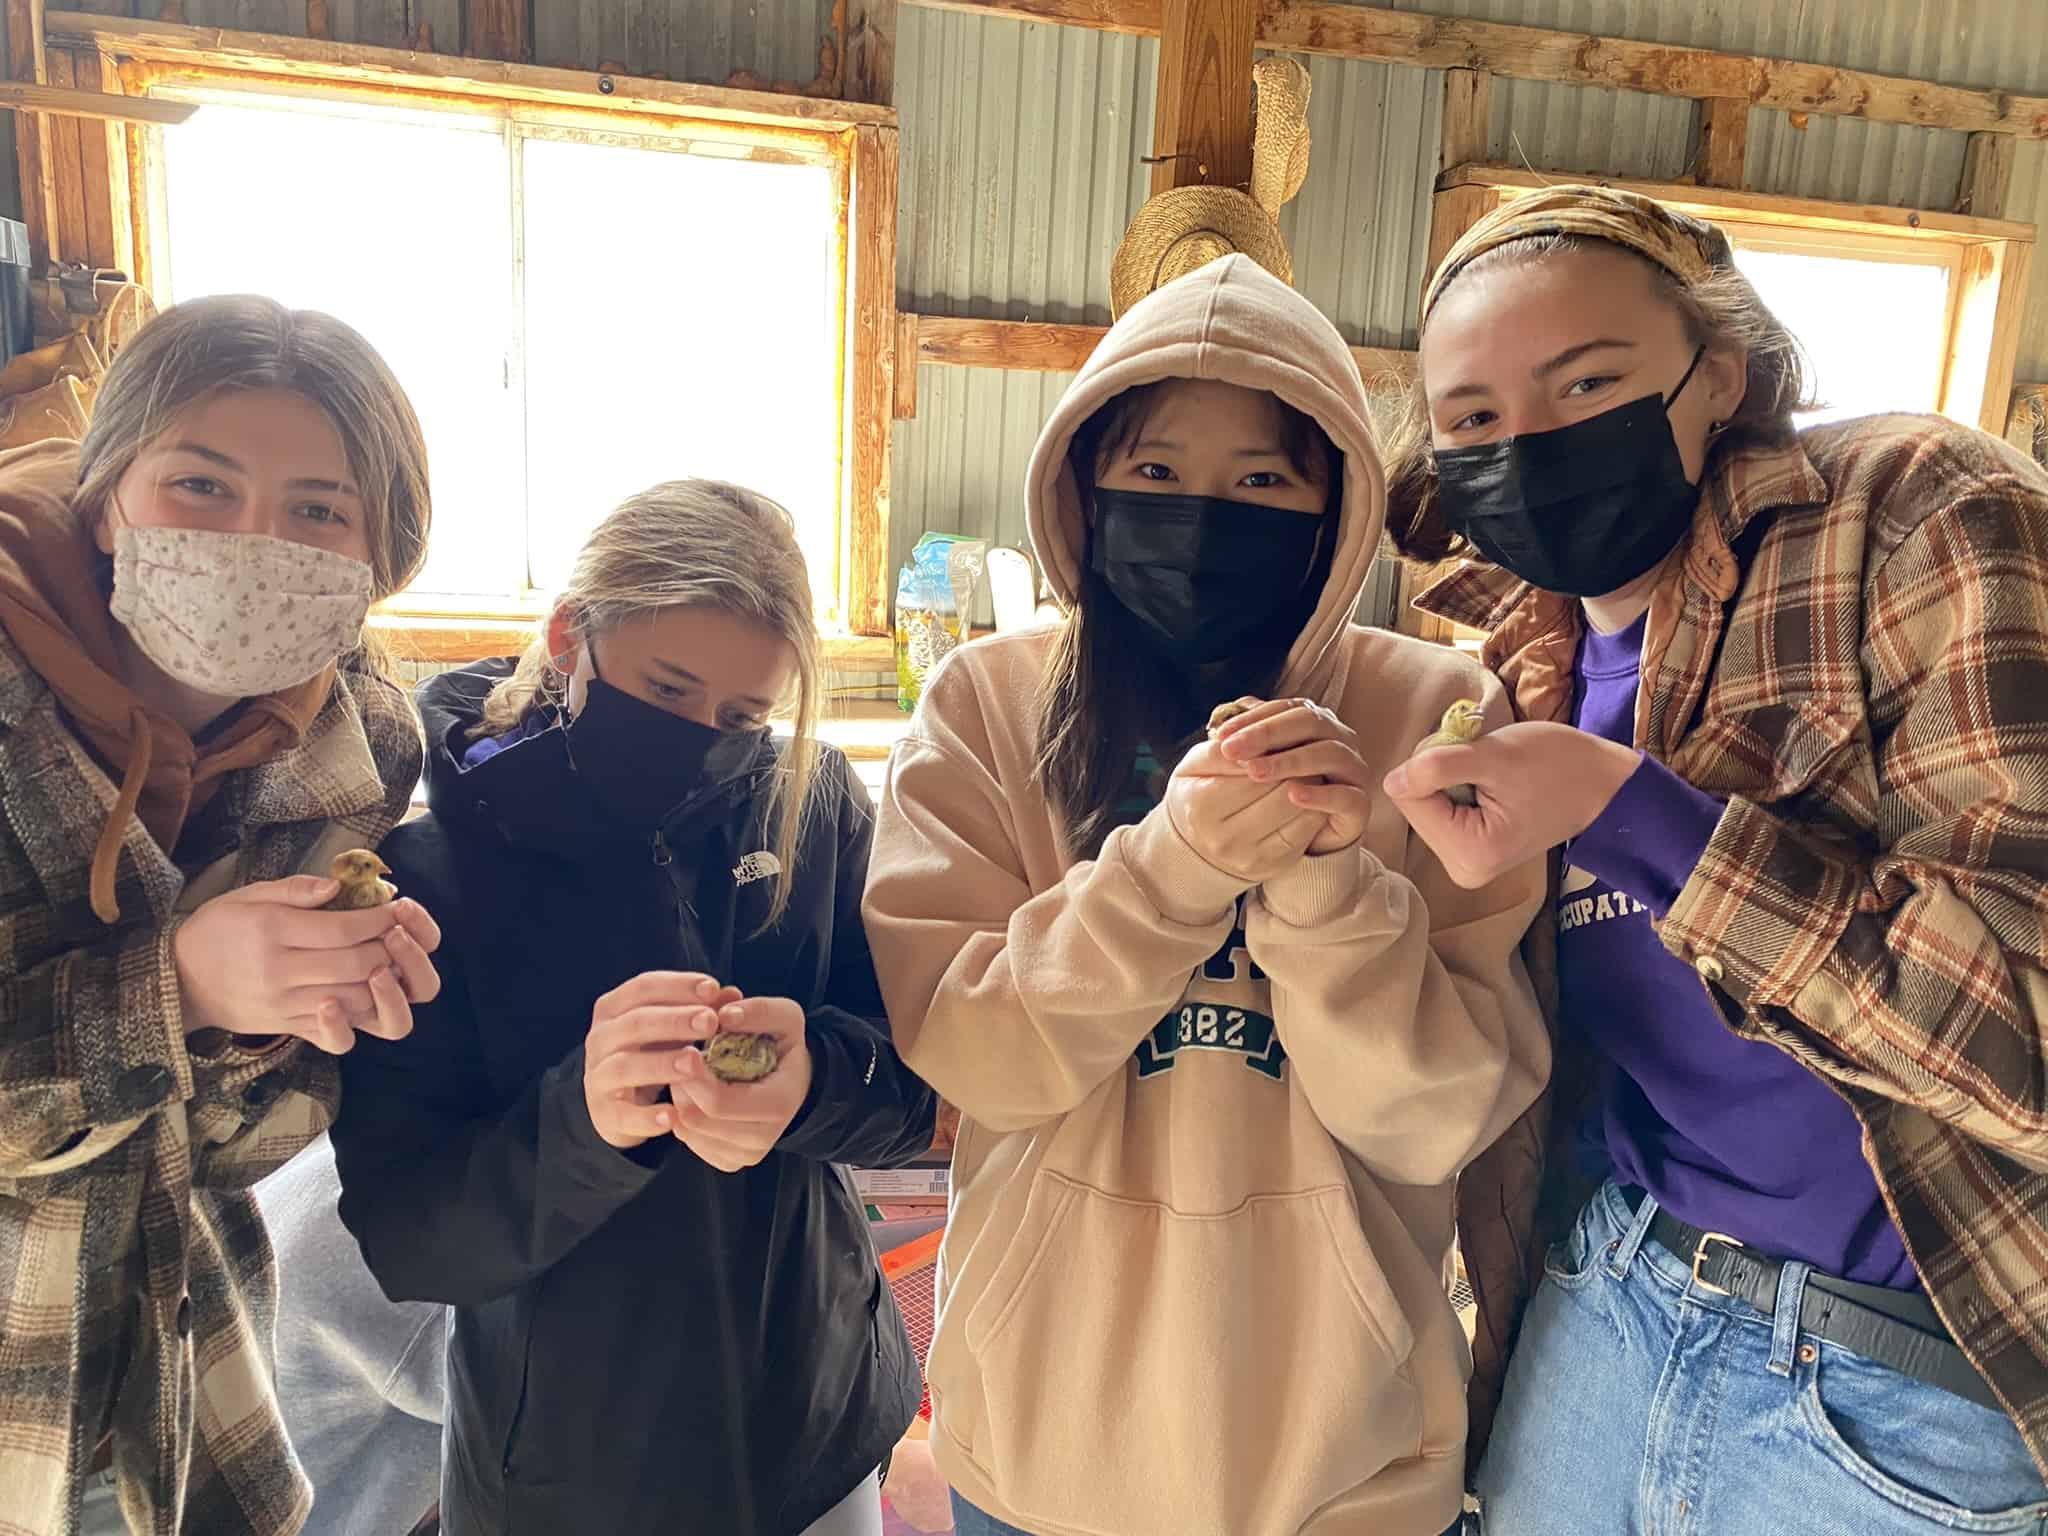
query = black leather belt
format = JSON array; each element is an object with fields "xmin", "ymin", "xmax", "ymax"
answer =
[{"xmin": 1621, "ymin": 1187, "xmax": 2006, "ymax": 1417}]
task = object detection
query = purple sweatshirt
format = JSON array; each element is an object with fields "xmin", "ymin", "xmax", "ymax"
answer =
[{"xmin": 1558, "ymin": 612, "xmax": 1916, "ymax": 1289}]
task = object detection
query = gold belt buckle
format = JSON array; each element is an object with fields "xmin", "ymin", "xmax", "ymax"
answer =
[{"xmin": 1692, "ymin": 1231, "xmax": 1742, "ymax": 1297}]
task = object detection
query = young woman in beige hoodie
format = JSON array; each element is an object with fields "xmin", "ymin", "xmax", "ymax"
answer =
[{"xmin": 863, "ymin": 256, "xmax": 1549, "ymax": 1536}]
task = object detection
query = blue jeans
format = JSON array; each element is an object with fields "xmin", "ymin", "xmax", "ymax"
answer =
[
  {"xmin": 1474, "ymin": 1181, "xmax": 2048, "ymax": 1534},
  {"xmin": 951, "ymin": 1490, "xmax": 1470, "ymax": 1534}
]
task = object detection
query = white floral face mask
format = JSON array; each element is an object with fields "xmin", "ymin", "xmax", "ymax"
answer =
[{"xmin": 109, "ymin": 524, "xmax": 373, "ymax": 697}]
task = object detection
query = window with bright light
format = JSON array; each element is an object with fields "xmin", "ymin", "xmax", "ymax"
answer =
[
  {"xmin": 1725, "ymin": 233, "xmax": 1955, "ymax": 428},
  {"xmin": 154, "ymin": 90, "xmax": 848, "ymax": 619}
]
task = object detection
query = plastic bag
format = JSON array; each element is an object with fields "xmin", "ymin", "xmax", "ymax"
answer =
[{"xmin": 895, "ymin": 532, "xmax": 988, "ymax": 711}]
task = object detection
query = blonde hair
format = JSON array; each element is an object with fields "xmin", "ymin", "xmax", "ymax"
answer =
[
  {"xmin": 482, "ymin": 480, "xmax": 822, "ymax": 927},
  {"xmin": 76, "ymin": 294, "xmax": 432, "ymax": 607},
  {"xmin": 1383, "ymin": 232, "xmax": 1815, "ymax": 563}
]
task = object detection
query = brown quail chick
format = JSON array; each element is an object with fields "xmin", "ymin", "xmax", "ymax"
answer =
[
  {"xmin": 702, "ymin": 1031, "xmax": 781, "ymax": 1084},
  {"xmin": 324, "ymin": 849, "xmax": 397, "ymax": 911},
  {"xmin": 1206, "ymin": 696, "xmax": 1264, "ymax": 737}
]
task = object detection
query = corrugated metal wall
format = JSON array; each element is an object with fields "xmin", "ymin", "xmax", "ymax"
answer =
[{"xmin": 892, "ymin": 0, "xmax": 2048, "ymax": 612}]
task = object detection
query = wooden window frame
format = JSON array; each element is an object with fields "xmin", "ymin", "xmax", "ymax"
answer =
[{"xmin": 43, "ymin": 13, "xmax": 901, "ymax": 666}]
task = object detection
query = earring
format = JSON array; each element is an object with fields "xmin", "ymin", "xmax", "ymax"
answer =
[{"xmin": 1709, "ymin": 420, "xmax": 1727, "ymax": 435}]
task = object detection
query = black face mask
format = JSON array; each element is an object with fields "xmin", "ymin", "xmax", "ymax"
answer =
[
  {"xmin": 1433, "ymin": 348, "xmax": 1707, "ymax": 599},
  {"xmin": 1089, "ymin": 489, "xmax": 1328, "ymax": 665},
  {"xmin": 565, "ymin": 676, "xmax": 766, "ymax": 833}
]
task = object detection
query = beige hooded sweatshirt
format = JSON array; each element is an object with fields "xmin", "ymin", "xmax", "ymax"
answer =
[{"xmin": 864, "ymin": 256, "xmax": 1549, "ymax": 1536}]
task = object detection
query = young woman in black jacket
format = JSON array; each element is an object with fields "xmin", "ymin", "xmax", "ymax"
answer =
[{"xmin": 330, "ymin": 480, "xmax": 936, "ymax": 1536}]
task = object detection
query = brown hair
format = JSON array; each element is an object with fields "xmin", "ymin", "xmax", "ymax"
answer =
[
  {"xmin": 1382, "ymin": 231, "xmax": 1815, "ymax": 563},
  {"xmin": 481, "ymin": 479, "xmax": 822, "ymax": 927},
  {"xmin": 1034, "ymin": 382, "xmax": 1338, "ymax": 859},
  {"xmin": 76, "ymin": 294, "xmax": 431, "ymax": 603}
]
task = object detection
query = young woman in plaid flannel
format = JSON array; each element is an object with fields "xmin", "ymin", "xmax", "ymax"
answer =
[
  {"xmin": 0, "ymin": 295, "xmax": 442, "ymax": 1536},
  {"xmin": 1382, "ymin": 184, "xmax": 2048, "ymax": 1533}
]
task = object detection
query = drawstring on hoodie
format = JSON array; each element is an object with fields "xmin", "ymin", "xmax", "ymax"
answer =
[{"xmin": 89, "ymin": 704, "xmax": 153, "ymax": 925}]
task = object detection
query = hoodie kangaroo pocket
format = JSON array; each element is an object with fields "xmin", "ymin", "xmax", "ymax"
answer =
[{"xmin": 963, "ymin": 1172, "xmax": 1420, "ymax": 1536}]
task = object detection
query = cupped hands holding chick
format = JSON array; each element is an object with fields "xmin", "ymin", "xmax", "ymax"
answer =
[{"xmin": 174, "ymin": 847, "xmax": 442, "ymax": 1057}]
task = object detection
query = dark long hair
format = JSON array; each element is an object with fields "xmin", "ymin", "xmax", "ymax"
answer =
[{"xmin": 1034, "ymin": 383, "xmax": 1339, "ymax": 859}]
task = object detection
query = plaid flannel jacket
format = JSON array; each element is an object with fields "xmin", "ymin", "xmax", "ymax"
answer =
[
  {"xmin": 1430, "ymin": 415, "xmax": 2048, "ymax": 1475},
  {"xmin": 0, "ymin": 635, "xmax": 421, "ymax": 1536}
]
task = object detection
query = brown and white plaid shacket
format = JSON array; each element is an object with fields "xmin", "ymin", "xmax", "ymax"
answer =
[
  {"xmin": 0, "ymin": 636, "xmax": 421, "ymax": 1536},
  {"xmin": 1428, "ymin": 414, "xmax": 2048, "ymax": 1475}
]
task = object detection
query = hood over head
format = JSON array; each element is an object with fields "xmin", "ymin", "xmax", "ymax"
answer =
[{"xmin": 1024, "ymin": 255, "xmax": 1387, "ymax": 699}]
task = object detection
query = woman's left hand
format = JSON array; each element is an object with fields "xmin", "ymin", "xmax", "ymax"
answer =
[
  {"xmin": 1381, "ymin": 720, "xmax": 1641, "ymax": 888},
  {"xmin": 1213, "ymin": 697, "xmax": 1373, "ymax": 856},
  {"xmin": 883, "ymin": 1434, "xmax": 955, "ymax": 1532},
  {"xmin": 667, "ymin": 995, "xmax": 815, "ymax": 1173}
]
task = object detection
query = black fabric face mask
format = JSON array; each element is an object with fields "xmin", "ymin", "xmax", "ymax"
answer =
[
  {"xmin": 1089, "ymin": 488, "xmax": 1328, "ymax": 665},
  {"xmin": 1433, "ymin": 347, "xmax": 1707, "ymax": 599},
  {"xmin": 565, "ymin": 675, "xmax": 766, "ymax": 833}
]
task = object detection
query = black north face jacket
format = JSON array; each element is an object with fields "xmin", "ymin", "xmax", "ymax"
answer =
[{"xmin": 333, "ymin": 660, "xmax": 933, "ymax": 1536}]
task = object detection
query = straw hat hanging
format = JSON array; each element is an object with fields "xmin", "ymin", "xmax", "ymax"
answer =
[{"xmin": 1109, "ymin": 57, "xmax": 1313, "ymax": 319}]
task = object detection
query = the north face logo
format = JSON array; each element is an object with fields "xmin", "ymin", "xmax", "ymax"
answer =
[{"xmin": 732, "ymin": 850, "xmax": 781, "ymax": 886}]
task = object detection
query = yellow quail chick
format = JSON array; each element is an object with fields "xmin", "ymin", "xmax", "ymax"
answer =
[
  {"xmin": 1412, "ymin": 699, "xmax": 1487, "ymax": 808},
  {"xmin": 1206, "ymin": 696, "xmax": 1263, "ymax": 736},
  {"xmin": 702, "ymin": 1031, "xmax": 781, "ymax": 1084},
  {"xmin": 324, "ymin": 849, "xmax": 397, "ymax": 911}
]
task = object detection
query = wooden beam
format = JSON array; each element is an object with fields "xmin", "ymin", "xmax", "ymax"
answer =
[
  {"xmin": 1442, "ymin": 164, "xmax": 2036, "ymax": 244},
  {"xmin": 891, "ymin": 310, "xmax": 918, "ymax": 418},
  {"xmin": 908, "ymin": 312, "xmax": 1414, "ymax": 388},
  {"xmin": 848, "ymin": 125, "xmax": 899, "ymax": 637},
  {"xmin": 0, "ymin": 79, "xmax": 195, "ymax": 124},
  {"xmin": 1439, "ymin": 66, "xmax": 1489, "ymax": 172},
  {"xmin": 1697, "ymin": 97, "xmax": 1748, "ymax": 189},
  {"xmin": 464, "ymin": 0, "xmax": 527, "ymax": 65},
  {"xmin": 845, "ymin": 0, "xmax": 895, "ymax": 104},
  {"xmin": 304, "ymin": 0, "xmax": 329, "ymax": 41},
  {"xmin": 899, "ymin": 0, "xmax": 2048, "ymax": 139},
  {"xmin": 1959, "ymin": 131, "xmax": 2016, "ymax": 219},
  {"xmin": 1150, "ymin": 0, "xmax": 1255, "ymax": 195},
  {"xmin": 9, "ymin": 0, "xmax": 58, "ymax": 271},
  {"xmin": 49, "ymin": 14, "xmax": 897, "ymax": 132}
]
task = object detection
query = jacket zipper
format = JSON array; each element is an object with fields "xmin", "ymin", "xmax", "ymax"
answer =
[{"xmin": 652, "ymin": 830, "xmax": 708, "ymax": 964}]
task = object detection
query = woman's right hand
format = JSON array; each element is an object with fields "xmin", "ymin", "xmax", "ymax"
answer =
[
  {"xmin": 1164, "ymin": 737, "xmax": 1324, "ymax": 884},
  {"xmin": 582, "ymin": 972, "xmax": 740, "ymax": 1150},
  {"xmin": 173, "ymin": 876, "xmax": 443, "ymax": 1056}
]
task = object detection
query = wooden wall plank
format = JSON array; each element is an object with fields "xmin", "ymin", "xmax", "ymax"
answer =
[
  {"xmin": 44, "ymin": 50, "xmax": 90, "ymax": 267},
  {"xmin": 464, "ymin": 0, "xmax": 528, "ymax": 64},
  {"xmin": 1150, "ymin": 0, "xmax": 1254, "ymax": 195},
  {"xmin": 9, "ymin": 0, "xmax": 57, "ymax": 271},
  {"xmin": 71, "ymin": 49, "xmax": 129, "ymax": 271}
]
